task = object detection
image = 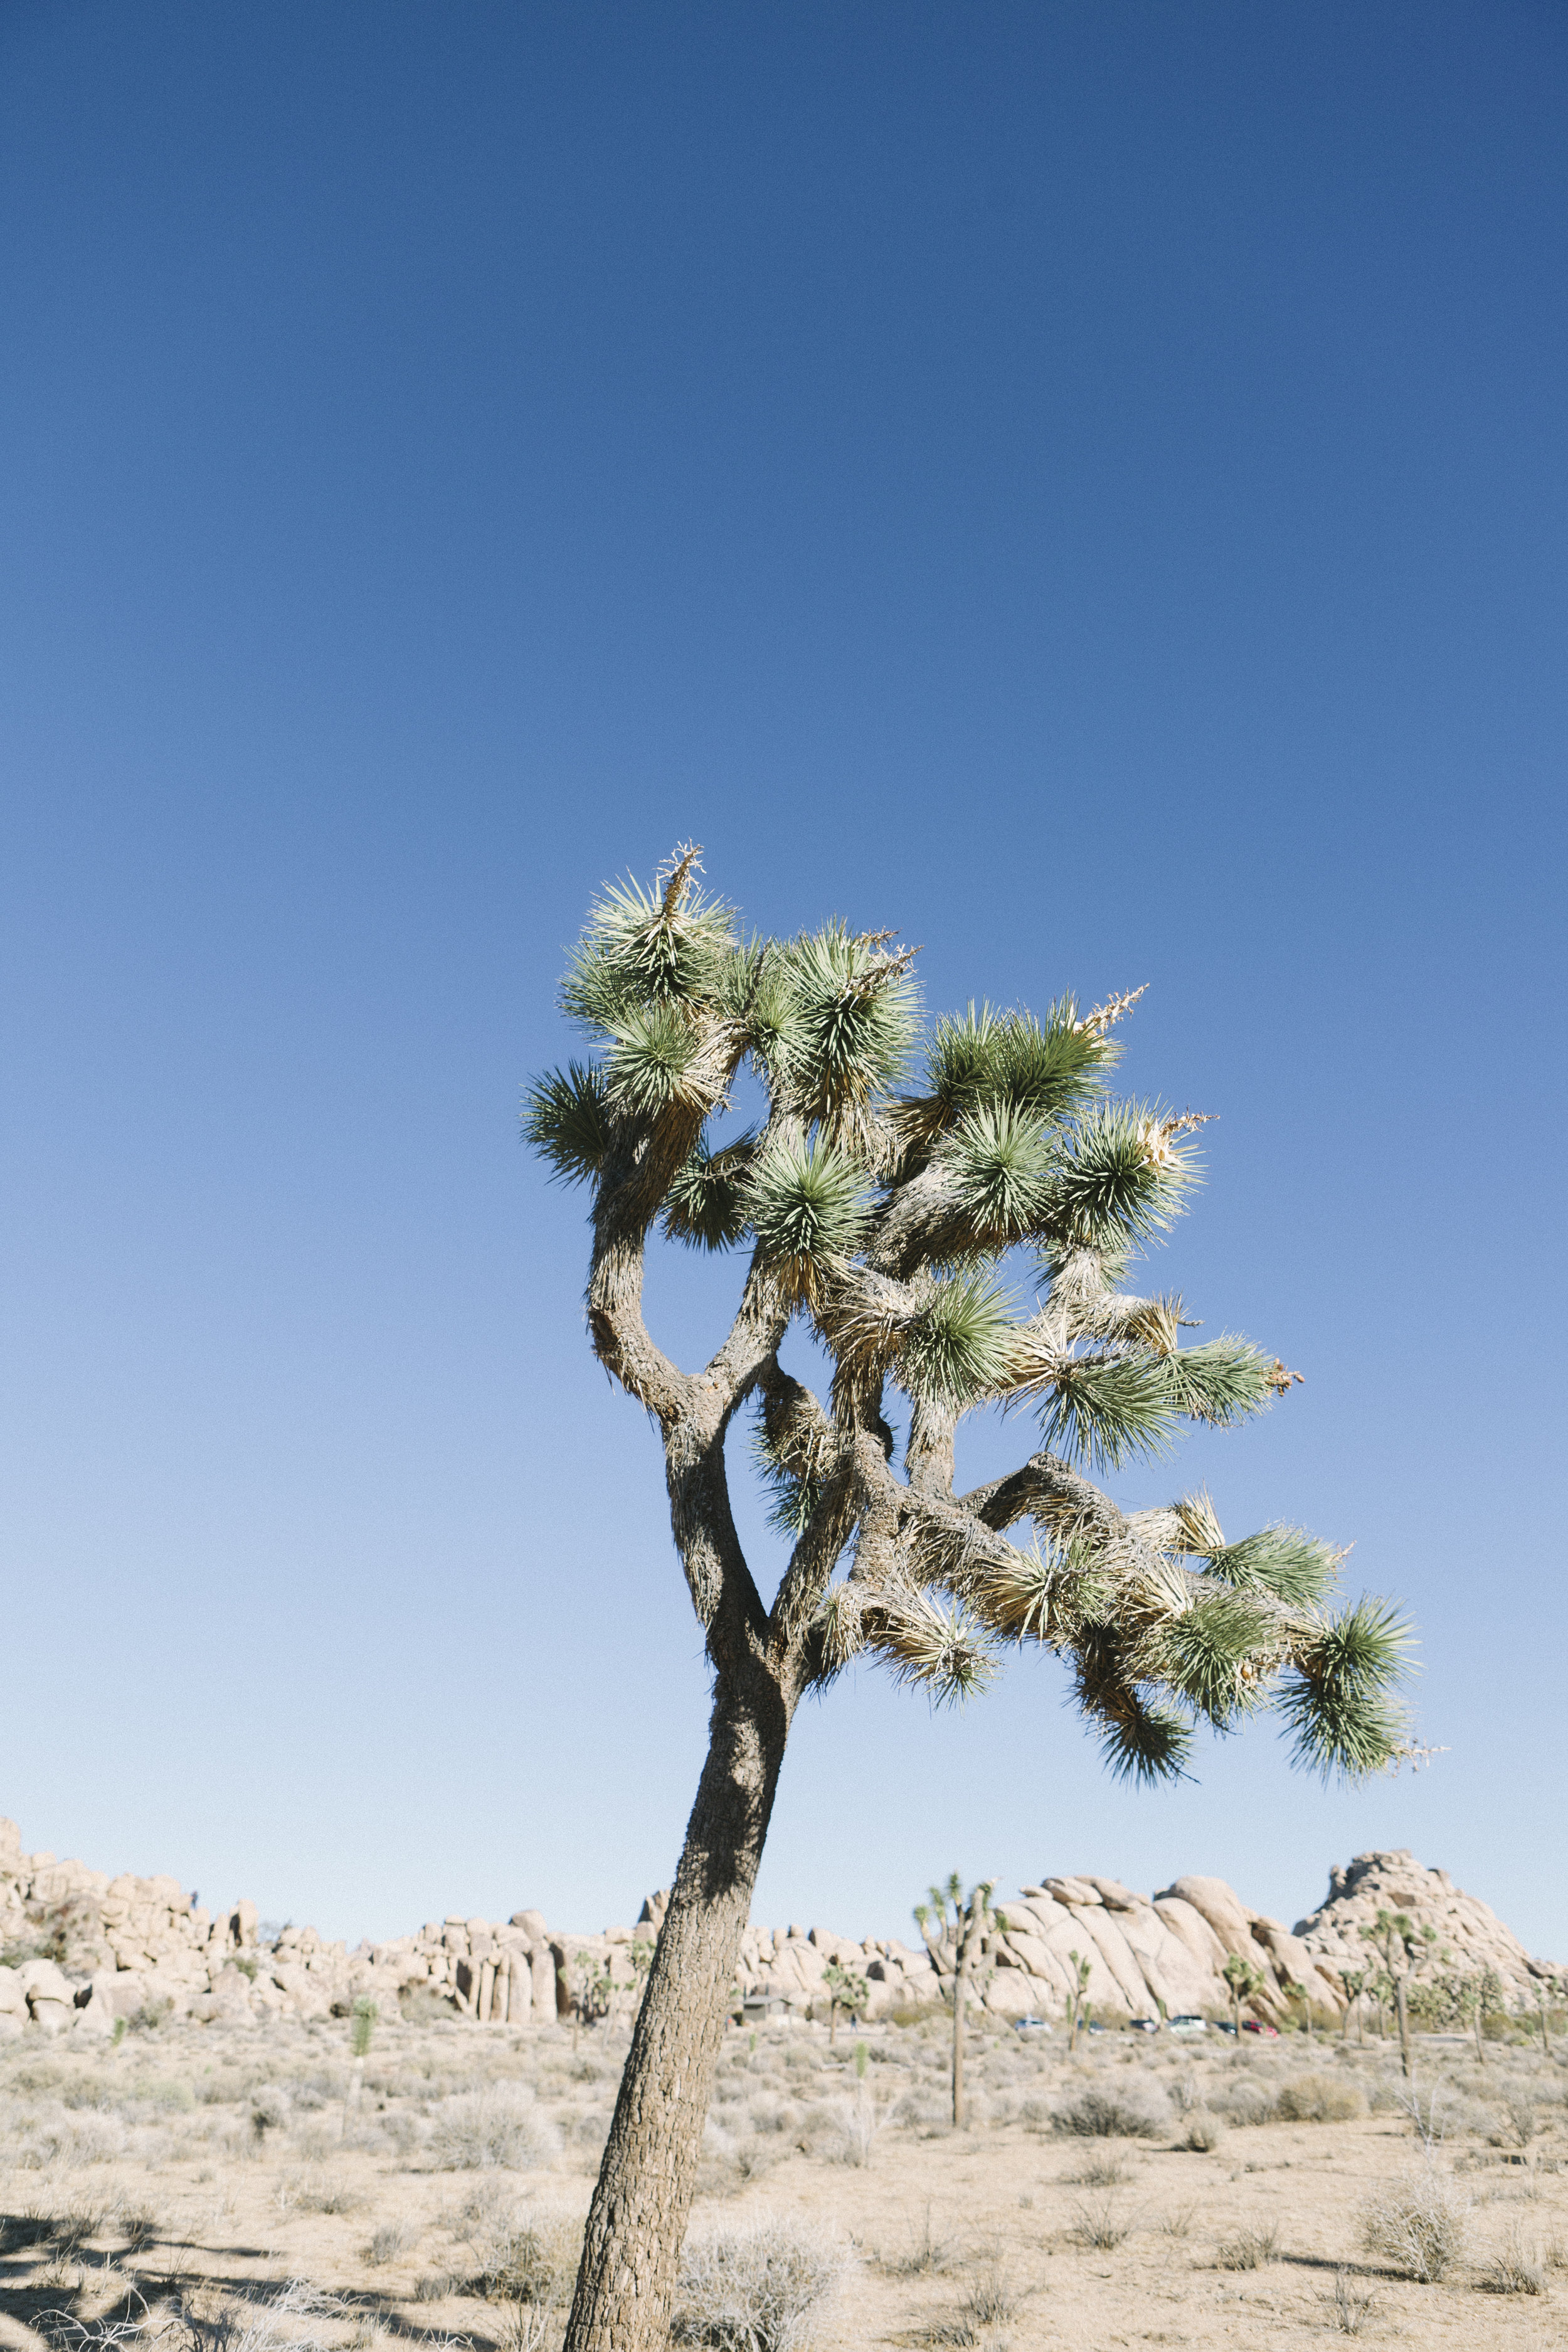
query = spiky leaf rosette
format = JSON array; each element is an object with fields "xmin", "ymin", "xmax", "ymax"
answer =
[
  {"xmin": 770, "ymin": 923, "xmax": 919, "ymax": 1152},
  {"xmin": 1277, "ymin": 1597, "xmax": 1415, "ymax": 1779},
  {"xmin": 560, "ymin": 852, "xmax": 738, "ymax": 1028},
  {"xmin": 660, "ymin": 1135, "xmax": 757, "ymax": 1251},
  {"xmin": 744, "ymin": 1133, "xmax": 869, "ymax": 1290},
  {"xmin": 895, "ymin": 1274, "xmax": 1018, "ymax": 1408},
  {"xmin": 523, "ymin": 1062, "xmax": 615, "ymax": 1188}
]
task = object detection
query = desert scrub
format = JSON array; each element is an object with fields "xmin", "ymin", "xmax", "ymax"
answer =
[
  {"xmin": 364, "ymin": 2220, "xmax": 418, "ymax": 2266},
  {"xmin": 1179, "ymin": 2111, "xmax": 1223, "ymax": 2152},
  {"xmin": 1275, "ymin": 2072, "xmax": 1367, "ymax": 2122},
  {"xmin": 1068, "ymin": 2191, "xmax": 1132, "ymax": 2250},
  {"xmin": 1216, "ymin": 2223, "xmax": 1279, "ymax": 2270},
  {"xmin": 1054, "ymin": 2081, "xmax": 1170, "ymax": 2138},
  {"xmin": 1358, "ymin": 2166, "xmax": 1468, "ymax": 2282},
  {"xmin": 429, "ymin": 2085, "xmax": 561, "ymax": 2171},
  {"xmin": 1480, "ymin": 2227, "xmax": 1546, "ymax": 2294},
  {"xmin": 672, "ymin": 2215, "xmax": 849, "ymax": 2350}
]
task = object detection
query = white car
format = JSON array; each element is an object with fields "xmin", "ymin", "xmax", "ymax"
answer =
[{"xmin": 1168, "ymin": 2014, "xmax": 1209, "ymax": 2035}]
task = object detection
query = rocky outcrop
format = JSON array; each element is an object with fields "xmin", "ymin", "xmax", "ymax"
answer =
[
  {"xmin": 1293, "ymin": 1850, "xmax": 1554, "ymax": 2002},
  {"xmin": 0, "ymin": 1817, "xmax": 1557, "ymax": 2038},
  {"xmin": 0, "ymin": 1818, "xmax": 581, "ymax": 2037}
]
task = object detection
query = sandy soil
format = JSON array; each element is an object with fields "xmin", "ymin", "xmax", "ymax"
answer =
[{"xmin": 1, "ymin": 2009, "xmax": 1564, "ymax": 2349}]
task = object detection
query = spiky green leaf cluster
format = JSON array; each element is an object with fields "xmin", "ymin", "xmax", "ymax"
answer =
[
  {"xmin": 745, "ymin": 1134, "xmax": 869, "ymax": 1271},
  {"xmin": 560, "ymin": 866, "xmax": 738, "ymax": 1029},
  {"xmin": 1037, "ymin": 1352, "xmax": 1180, "ymax": 1469},
  {"xmin": 1277, "ymin": 1597, "xmax": 1415, "ymax": 1779},
  {"xmin": 767, "ymin": 924, "xmax": 920, "ymax": 1140},
  {"xmin": 1036, "ymin": 1100, "xmax": 1197, "ymax": 1251},
  {"xmin": 896, "ymin": 1274, "xmax": 1017, "ymax": 1407},
  {"xmin": 1205, "ymin": 1525, "xmax": 1340, "ymax": 1608},
  {"xmin": 1161, "ymin": 1337, "xmax": 1283, "ymax": 1427},
  {"xmin": 660, "ymin": 1136, "xmax": 756, "ymax": 1251},
  {"xmin": 522, "ymin": 1062, "xmax": 615, "ymax": 1188}
]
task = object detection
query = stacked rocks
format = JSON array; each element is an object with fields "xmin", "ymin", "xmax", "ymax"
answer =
[
  {"xmin": 1, "ymin": 1816, "xmax": 1558, "ymax": 2037},
  {"xmin": 1294, "ymin": 1850, "xmax": 1555, "ymax": 2001}
]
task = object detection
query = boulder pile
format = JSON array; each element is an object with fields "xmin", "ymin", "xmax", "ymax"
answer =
[
  {"xmin": 1293, "ymin": 1848, "xmax": 1550, "ymax": 2002},
  {"xmin": 0, "ymin": 1816, "xmax": 1556, "ymax": 2037}
]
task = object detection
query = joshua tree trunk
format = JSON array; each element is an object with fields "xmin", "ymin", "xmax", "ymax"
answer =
[
  {"xmin": 563, "ymin": 1668, "xmax": 788, "ymax": 2352},
  {"xmin": 1394, "ymin": 1976, "xmax": 1412, "ymax": 2079},
  {"xmin": 951, "ymin": 1957, "xmax": 968, "ymax": 2130}
]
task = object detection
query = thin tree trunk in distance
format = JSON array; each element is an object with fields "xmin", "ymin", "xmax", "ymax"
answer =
[
  {"xmin": 1396, "ymin": 1979, "xmax": 1412, "ymax": 2079},
  {"xmin": 563, "ymin": 1674, "xmax": 786, "ymax": 2352},
  {"xmin": 951, "ymin": 1959, "xmax": 967, "ymax": 2129}
]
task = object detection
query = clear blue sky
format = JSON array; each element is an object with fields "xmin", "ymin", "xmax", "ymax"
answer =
[{"xmin": 3, "ymin": 3, "xmax": 1564, "ymax": 1957}]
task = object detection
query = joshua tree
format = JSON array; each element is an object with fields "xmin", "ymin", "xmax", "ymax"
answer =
[
  {"xmin": 820, "ymin": 1957, "xmax": 868, "ymax": 2050},
  {"xmin": 1360, "ymin": 1910, "xmax": 1444, "ymax": 2079},
  {"xmin": 1340, "ymin": 1964, "xmax": 1369, "ymax": 2045},
  {"xmin": 1222, "ymin": 1952, "xmax": 1264, "ymax": 2033},
  {"xmin": 1064, "ymin": 1947, "xmax": 1094, "ymax": 2052},
  {"xmin": 525, "ymin": 849, "xmax": 1414, "ymax": 2352},
  {"xmin": 914, "ymin": 1873, "xmax": 999, "ymax": 2127}
]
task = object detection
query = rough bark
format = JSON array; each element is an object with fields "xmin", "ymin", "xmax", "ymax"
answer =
[{"xmin": 562, "ymin": 1665, "xmax": 789, "ymax": 2352}]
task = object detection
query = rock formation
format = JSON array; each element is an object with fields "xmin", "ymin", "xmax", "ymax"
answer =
[
  {"xmin": 1293, "ymin": 1848, "xmax": 1551, "ymax": 2004},
  {"xmin": 0, "ymin": 1816, "xmax": 1557, "ymax": 2037}
]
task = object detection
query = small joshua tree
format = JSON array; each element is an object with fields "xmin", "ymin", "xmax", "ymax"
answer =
[
  {"xmin": 1340, "ymin": 1964, "xmax": 1370, "ymax": 2045},
  {"xmin": 1064, "ymin": 1947, "xmax": 1094, "ymax": 2052},
  {"xmin": 821, "ymin": 1958, "xmax": 868, "ymax": 2050},
  {"xmin": 1222, "ymin": 1952, "xmax": 1265, "ymax": 2033},
  {"xmin": 1360, "ymin": 1910, "xmax": 1444, "ymax": 2079},
  {"xmin": 526, "ymin": 849, "xmax": 1414, "ymax": 2352},
  {"xmin": 914, "ymin": 1873, "xmax": 999, "ymax": 2127}
]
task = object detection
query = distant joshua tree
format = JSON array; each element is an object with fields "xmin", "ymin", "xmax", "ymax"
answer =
[
  {"xmin": 526, "ymin": 847, "xmax": 1414, "ymax": 2352},
  {"xmin": 914, "ymin": 1873, "xmax": 1000, "ymax": 2127},
  {"xmin": 1360, "ymin": 1909, "xmax": 1445, "ymax": 2079},
  {"xmin": 1064, "ymin": 1947, "xmax": 1095, "ymax": 2052},
  {"xmin": 1222, "ymin": 1952, "xmax": 1265, "ymax": 2033}
]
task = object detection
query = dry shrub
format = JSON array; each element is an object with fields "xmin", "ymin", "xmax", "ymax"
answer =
[
  {"xmin": 430, "ymin": 2085, "xmax": 561, "ymax": 2172},
  {"xmin": 1276, "ymin": 2073, "xmax": 1366, "ymax": 2124},
  {"xmin": 958, "ymin": 2255, "xmax": 1014, "ymax": 2328},
  {"xmin": 1480, "ymin": 2227, "xmax": 1546, "ymax": 2296},
  {"xmin": 1180, "ymin": 2111, "xmax": 1223, "ymax": 2153},
  {"xmin": 363, "ymin": 2220, "xmax": 417, "ymax": 2266},
  {"xmin": 1359, "ymin": 2167, "xmax": 1468, "ymax": 2282},
  {"xmin": 672, "ymin": 2215, "xmax": 849, "ymax": 2351},
  {"xmin": 1208, "ymin": 2077, "xmax": 1278, "ymax": 2127},
  {"xmin": 1064, "ymin": 2153, "xmax": 1128, "ymax": 2186},
  {"xmin": 1328, "ymin": 2270, "xmax": 1375, "ymax": 2335},
  {"xmin": 1217, "ymin": 2223, "xmax": 1278, "ymax": 2270},
  {"xmin": 1068, "ymin": 2191, "xmax": 1131, "ymax": 2250},
  {"xmin": 1053, "ymin": 2081, "xmax": 1170, "ymax": 2139}
]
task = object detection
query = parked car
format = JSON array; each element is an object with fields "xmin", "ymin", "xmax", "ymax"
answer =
[
  {"xmin": 1012, "ymin": 2016, "xmax": 1052, "ymax": 2035},
  {"xmin": 1212, "ymin": 2019, "xmax": 1238, "ymax": 2035},
  {"xmin": 1168, "ymin": 2014, "xmax": 1209, "ymax": 2035},
  {"xmin": 1128, "ymin": 2016, "xmax": 1160, "ymax": 2034},
  {"xmin": 1242, "ymin": 2018, "xmax": 1280, "ymax": 2038},
  {"xmin": 1086, "ymin": 2020, "xmax": 1105, "ymax": 2033}
]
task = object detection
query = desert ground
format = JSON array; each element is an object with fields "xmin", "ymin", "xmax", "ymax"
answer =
[{"xmin": 2, "ymin": 2006, "xmax": 1565, "ymax": 2351}]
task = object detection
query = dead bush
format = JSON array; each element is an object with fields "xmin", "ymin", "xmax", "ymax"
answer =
[
  {"xmin": 672, "ymin": 2215, "xmax": 849, "ymax": 2351},
  {"xmin": 1053, "ymin": 2082, "xmax": 1170, "ymax": 2139},
  {"xmin": 1216, "ymin": 2223, "xmax": 1278, "ymax": 2270},
  {"xmin": 1359, "ymin": 2167, "xmax": 1468, "ymax": 2283},
  {"xmin": 1275, "ymin": 2072, "xmax": 1366, "ymax": 2123}
]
